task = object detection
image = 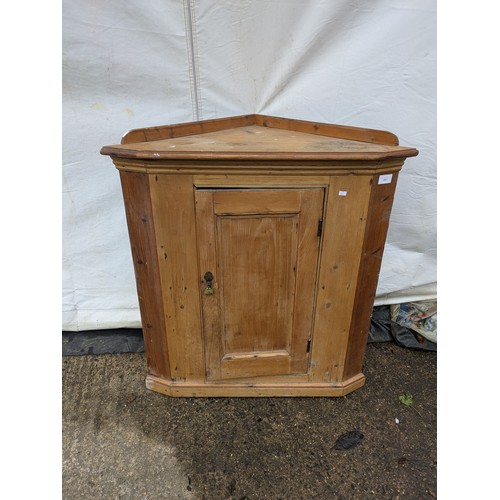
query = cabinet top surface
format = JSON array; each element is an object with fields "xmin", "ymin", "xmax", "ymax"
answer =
[{"xmin": 100, "ymin": 114, "xmax": 418, "ymax": 163}]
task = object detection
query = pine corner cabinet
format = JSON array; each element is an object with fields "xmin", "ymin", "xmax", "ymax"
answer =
[{"xmin": 101, "ymin": 114, "xmax": 418, "ymax": 397}]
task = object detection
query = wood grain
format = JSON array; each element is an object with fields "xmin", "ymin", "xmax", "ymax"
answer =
[
  {"xmin": 102, "ymin": 124, "xmax": 417, "ymax": 162},
  {"xmin": 119, "ymin": 114, "xmax": 399, "ymax": 146},
  {"xmin": 103, "ymin": 115, "xmax": 418, "ymax": 397},
  {"xmin": 146, "ymin": 372, "xmax": 366, "ymax": 397},
  {"xmin": 196, "ymin": 188, "xmax": 323, "ymax": 381},
  {"xmin": 213, "ymin": 188, "xmax": 302, "ymax": 214},
  {"xmin": 194, "ymin": 190, "xmax": 223, "ymax": 380},
  {"xmin": 343, "ymin": 172, "xmax": 399, "ymax": 380},
  {"xmin": 217, "ymin": 214, "xmax": 297, "ymax": 354},
  {"xmin": 121, "ymin": 114, "xmax": 256, "ymax": 144},
  {"xmin": 309, "ymin": 175, "xmax": 373, "ymax": 383},
  {"xmin": 101, "ymin": 115, "xmax": 418, "ymax": 162},
  {"xmin": 118, "ymin": 171, "xmax": 170, "ymax": 379},
  {"xmin": 117, "ymin": 126, "xmax": 404, "ymax": 154},
  {"xmin": 193, "ymin": 174, "xmax": 329, "ymax": 188},
  {"xmin": 149, "ymin": 174, "xmax": 205, "ymax": 381},
  {"xmin": 289, "ymin": 188, "xmax": 324, "ymax": 372},
  {"xmin": 112, "ymin": 157, "xmax": 406, "ymax": 176},
  {"xmin": 254, "ymin": 114, "xmax": 399, "ymax": 145}
]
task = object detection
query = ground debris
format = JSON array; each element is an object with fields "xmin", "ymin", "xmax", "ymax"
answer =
[{"xmin": 333, "ymin": 430, "xmax": 364, "ymax": 450}]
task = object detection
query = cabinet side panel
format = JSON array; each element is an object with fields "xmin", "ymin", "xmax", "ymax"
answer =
[
  {"xmin": 149, "ymin": 175, "xmax": 205, "ymax": 381},
  {"xmin": 343, "ymin": 172, "xmax": 400, "ymax": 380},
  {"xmin": 119, "ymin": 171, "xmax": 171, "ymax": 379},
  {"xmin": 309, "ymin": 175, "xmax": 372, "ymax": 383}
]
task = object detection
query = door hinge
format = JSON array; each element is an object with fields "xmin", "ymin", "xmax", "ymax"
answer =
[
  {"xmin": 317, "ymin": 219, "xmax": 323, "ymax": 237},
  {"xmin": 306, "ymin": 338, "xmax": 312, "ymax": 353}
]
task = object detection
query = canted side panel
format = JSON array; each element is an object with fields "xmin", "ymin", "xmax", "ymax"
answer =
[
  {"xmin": 309, "ymin": 175, "xmax": 372, "ymax": 383},
  {"xmin": 343, "ymin": 172, "xmax": 400, "ymax": 381},
  {"xmin": 119, "ymin": 171, "xmax": 170, "ymax": 379},
  {"xmin": 149, "ymin": 175, "xmax": 205, "ymax": 381}
]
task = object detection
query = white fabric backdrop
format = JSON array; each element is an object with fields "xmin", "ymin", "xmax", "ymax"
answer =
[{"xmin": 62, "ymin": 0, "xmax": 436, "ymax": 331}]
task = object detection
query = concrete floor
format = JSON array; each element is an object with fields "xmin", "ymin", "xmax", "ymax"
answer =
[{"xmin": 62, "ymin": 343, "xmax": 436, "ymax": 499}]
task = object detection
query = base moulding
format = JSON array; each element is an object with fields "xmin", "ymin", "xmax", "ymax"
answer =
[{"xmin": 145, "ymin": 373, "xmax": 366, "ymax": 397}]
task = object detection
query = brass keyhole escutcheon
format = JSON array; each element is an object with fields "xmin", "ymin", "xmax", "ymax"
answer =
[{"xmin": 204, "ymin": 272, "xmax": 214, "ymax": 295}]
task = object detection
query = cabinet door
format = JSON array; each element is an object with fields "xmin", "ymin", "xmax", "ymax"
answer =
[{"xmin": 195, "ymin": 188, "xmax": 324, "ymax": 381}]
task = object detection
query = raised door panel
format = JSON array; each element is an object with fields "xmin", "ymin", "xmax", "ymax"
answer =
[{"xmin": 195, "ymin": 188, "xmax": 324, "ymax": 381}]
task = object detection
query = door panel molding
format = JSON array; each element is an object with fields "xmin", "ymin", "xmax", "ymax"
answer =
[{"xmin": 195, "ymin": 188, "xmax": 324, "ymax": 381}]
